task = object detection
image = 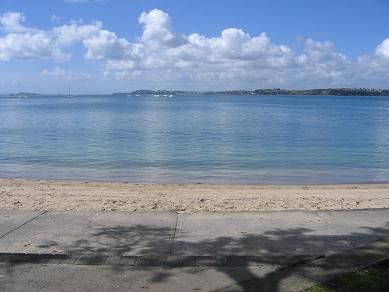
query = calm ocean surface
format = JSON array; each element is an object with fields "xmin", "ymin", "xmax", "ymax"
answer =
[{"xmin": 1, "ymin": 95, "xmax": 389, "ymax": 184}]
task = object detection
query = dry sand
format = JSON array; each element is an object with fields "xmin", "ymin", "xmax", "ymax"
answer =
[{"xmin": 1, "ymin": 178, "xmax": 389, "ymax": 212}]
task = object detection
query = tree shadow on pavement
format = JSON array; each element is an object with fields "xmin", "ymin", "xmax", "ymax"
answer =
[
  {"xmin": 42, "ymin": 222, "xmax": 389, "ymax": 291},
  {"xmin": 2, "ymin": 221, "xmax": 389, "ymax": 291}
]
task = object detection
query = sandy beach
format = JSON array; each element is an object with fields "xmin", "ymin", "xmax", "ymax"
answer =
[{"xmin": 0, "ymin": 178, "xmax": 388, "ymax": 212}]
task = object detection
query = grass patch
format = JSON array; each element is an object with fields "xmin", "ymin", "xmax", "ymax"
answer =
[{"xmin": 307, "ymin": 267, "xmax": 389, "ymax": 292}]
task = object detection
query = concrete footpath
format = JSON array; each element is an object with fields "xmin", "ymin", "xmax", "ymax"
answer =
[{"xmin": 0, "ymin": 208, "xmax": 389, "ymax": 291}]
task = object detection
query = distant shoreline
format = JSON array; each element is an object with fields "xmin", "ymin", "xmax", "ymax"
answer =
[
  {"xmin": 1, "ymin": 178, "xmax": 389, "ymax": 213},
  {"xmin": 3, "ymin": 88, "xmax": 389, "ymax": 97}
]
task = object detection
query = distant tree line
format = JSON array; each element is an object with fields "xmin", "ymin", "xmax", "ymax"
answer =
[
  {"xmin": 5, "ymin": 88, "xmax": 389, "ymax": 98},
  {"xmin": 123, "ymin": 88, "xmax": 389, "ymax": 96},
  {"xmin": 253, "ymin": 88, "xmax": 389, "ymax": 96}
]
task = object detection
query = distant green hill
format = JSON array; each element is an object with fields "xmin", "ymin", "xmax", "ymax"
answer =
[
  {"xmin": 4, "ymin": 88, "xmax": 389, "ymax": 98},
  {"xmin": 126, "ymin": 88, "xmax": 389, "ymax": 96},
  {"xmin": 254, "ymin": 88, "xmax": 389, "ymax": 96}
]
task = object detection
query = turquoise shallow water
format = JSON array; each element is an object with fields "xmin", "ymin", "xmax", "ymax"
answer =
[{"xmin": 0, "ymin": 94, "xmax": 389, "ymax": 184}]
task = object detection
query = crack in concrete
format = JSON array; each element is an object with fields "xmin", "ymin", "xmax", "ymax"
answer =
[
  {"xmin": 169, "ymin": 213, "xmax": 179, "ymax": 256},
  {"xmin": 0, "ymin": 210, "xmax": 47, "ymax": 240}
]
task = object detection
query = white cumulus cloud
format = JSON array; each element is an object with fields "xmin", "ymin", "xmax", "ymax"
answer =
[
  {"xmin": 139, "ymin": 9, "xmax": 186, "ymax": 49},
  {"xmin": 1, "ymin": 9, "xmax": 389, "ymax": 88},
  {"xmin": 375, "ymin": 39, "xmax": 389, "ymax": 59},
  {"xmin": 42, "ymin": 67, "xmax": 92, "ymax": 81},
  {"xmin": 0, "ymin": 12, "xmax": 38, "ymax": 33},
  {"xmin": 97, "ymin": 10, "xmax": 335, "ymax": 87},
  {"xmin": 83, "ymin": 29, "xmax": 133, "ymax": 60},
  {"xmin": 0, "ymin": 32, "xmax": 68, "ymax": 61},
  {"xmin": 97, "ymin": 9, "xmax": 389, "ymax": 88},
  {"xmin": 53, "ymin": 21, "xmax": 103, "ymax": 45},
  {"xmin": 0, "ymin": 12, "xmax": 103, "ymax": 61},
  {"xmin": 355, "ymin": 39, "xmax": 389, "ymax": 84}
]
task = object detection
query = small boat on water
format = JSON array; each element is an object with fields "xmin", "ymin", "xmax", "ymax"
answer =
[
  {"xmin": 153, "ymin": 94, "xmax": 173, "ymax": 98},
  {"xmin": 9, "ymin": 93, "xmax": 28, "ymax": 98},
  {"xmin": 67, "ymin": 87, "xmax": 74, "ymax": 98}
]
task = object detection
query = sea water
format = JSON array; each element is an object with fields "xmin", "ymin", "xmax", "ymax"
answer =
[{"xmin": 0, "ymin": 94, "xmax": 388, "ymax": 184}]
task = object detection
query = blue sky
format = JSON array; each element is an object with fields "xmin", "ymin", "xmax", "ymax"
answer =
[{"xmin": 1, "ymin": 0, "xmax": 389, "ymax": 93}]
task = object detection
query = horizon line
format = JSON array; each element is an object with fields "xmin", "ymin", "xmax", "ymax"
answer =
[{"xmin": 3, "ymin": 87, "xmax": 389, "ymax": 96}]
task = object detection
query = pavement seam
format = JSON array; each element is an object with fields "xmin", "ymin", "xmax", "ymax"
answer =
[
  {"xmin": 0, "ymin": 210, "xmax": 48, "ymax": 240},
  {"xmin": 0, "ymin": 253, "xmax": 310, "ymax": 267},
  {"xmin": 169, "ymin": 212, "xmax": 179, "ymax": 256}
]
